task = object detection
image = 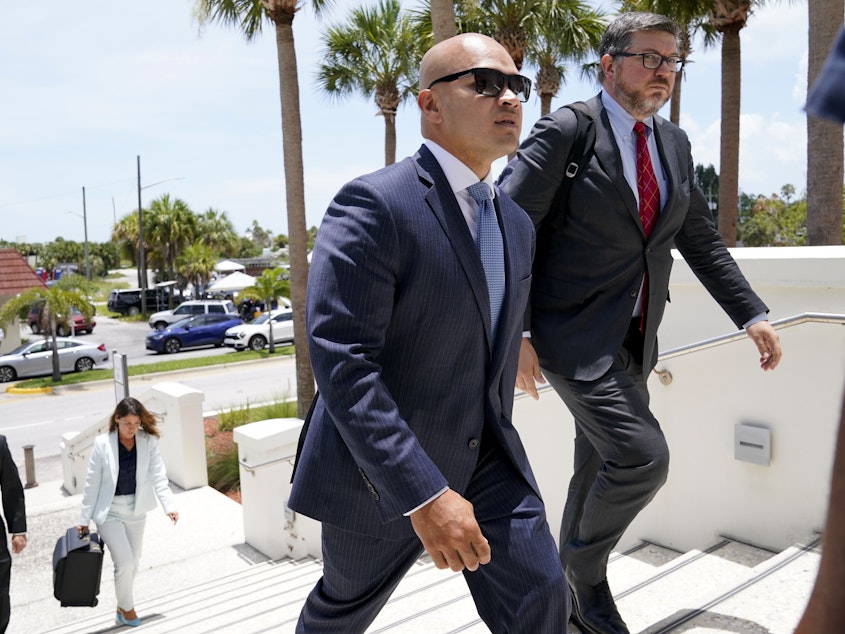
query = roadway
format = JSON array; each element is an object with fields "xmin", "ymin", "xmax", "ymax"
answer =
[{"xmin": 0, "ymin": 313, "xmax": 300, "ymax": 482}]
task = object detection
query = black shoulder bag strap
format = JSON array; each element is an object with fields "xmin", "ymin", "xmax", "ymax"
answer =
[
  {"xmin": 542, "ymin": 101, "xmax": 596, "ymax": 239},
  {"xmin": 532, "ymin": 101, "xmax": 596, "ymax": 278}
]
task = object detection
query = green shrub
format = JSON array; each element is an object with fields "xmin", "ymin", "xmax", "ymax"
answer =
[{"xmin": 207, "ymin": 445, "xmax": 240, "ymax": 494}]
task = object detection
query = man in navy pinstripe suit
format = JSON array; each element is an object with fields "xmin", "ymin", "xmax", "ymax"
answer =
[{"xmin": 288, "ymin": 33, "xmax": 569, "ymax": 633}]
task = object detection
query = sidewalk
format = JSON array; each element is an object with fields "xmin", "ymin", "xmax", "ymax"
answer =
[{"xmin": 12, "ymin": 478, "xmax": 259, "ymax": 634}]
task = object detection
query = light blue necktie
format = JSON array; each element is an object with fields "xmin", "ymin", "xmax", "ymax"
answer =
[{"xmin": 466, "ymin": 182, "xmax": 505, "ymax": 344}]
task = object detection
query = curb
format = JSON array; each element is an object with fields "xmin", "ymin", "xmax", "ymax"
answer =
[
  {"xmin": 6, "ymin": 353, "xmax": 295, "ymax": 397},
  {"xmin": 5, "ymin": 384, "xmax": 52, "ymax": 395}
]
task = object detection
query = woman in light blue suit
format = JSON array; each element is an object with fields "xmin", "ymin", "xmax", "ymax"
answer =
[{"xmin": 77, "ymin": 397, "xmax": 178, "ymax": 628}]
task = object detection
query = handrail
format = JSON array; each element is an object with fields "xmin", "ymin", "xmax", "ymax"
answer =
[
  {"xmin": 239, "ymin": 454, "xmax": 296, "ymax": 474},
  {"xmin": 657, "ymin": 312, "xmax": 845, "ymax": 362},
  {"xmin": 518, "ymin": 312, "xmax": 845, "ymax": 397}
]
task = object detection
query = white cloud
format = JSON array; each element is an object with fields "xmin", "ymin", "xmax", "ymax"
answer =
[{"xmin": 685, "ymin": 111, "xmax": 807, "ymax": 197}]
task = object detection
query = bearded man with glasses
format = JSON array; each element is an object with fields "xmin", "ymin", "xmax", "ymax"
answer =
[
  {"xmin": 289, "ymin": 33, "xmax": 569, "ymax": 633},
  {"xmin": 501, "ymin": 12, "xmax": 782, "ymax": 634}
]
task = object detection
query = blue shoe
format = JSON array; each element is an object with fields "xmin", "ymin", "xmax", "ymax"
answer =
[{"xmin": 116, "ymin": 610, "xmax": 141, "ymax": 627}]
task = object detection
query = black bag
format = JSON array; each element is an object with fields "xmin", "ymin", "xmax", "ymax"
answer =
[
  {"xmin": 52, "ymin": 527, "xmax": 105, "ymax": 607},
  {"xmin": 534, "ymin": 101, "xmax": 596, "ymax": 267}
]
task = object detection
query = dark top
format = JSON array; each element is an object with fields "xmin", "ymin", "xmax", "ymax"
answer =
[{"xmin": 115, "ymin": 442, "xmax": 137, "ymax": 496}]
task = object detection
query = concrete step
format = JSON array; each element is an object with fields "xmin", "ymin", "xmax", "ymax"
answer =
[
  {"xmin": 608, "ymin": 541, "xmax": 685, "ymax": 594},
  {"xmin": 15, "ymin": 481, "xmax": 820, "ymax": 634},
  {"xmin": 613, "ymin": 537, "xmax": 820, "ymax": 634}
]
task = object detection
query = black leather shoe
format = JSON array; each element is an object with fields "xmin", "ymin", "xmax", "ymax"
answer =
[{"xmin": 568, "ymin": 578, "xmax": 630, "ymax": 634}]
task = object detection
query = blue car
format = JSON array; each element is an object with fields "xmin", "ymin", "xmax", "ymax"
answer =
[{"xmin": 145, "ymin": 313, "xmax": 244, "ymax": 354}]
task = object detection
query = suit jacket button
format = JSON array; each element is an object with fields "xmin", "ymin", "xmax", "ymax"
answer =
[
  {"xmin": 468, "ymin": 438, "xmax": 480, "ymax": 449},
  {"xmin": 629, "ymin": 289, "xmax": 638, "ymax": 297}
]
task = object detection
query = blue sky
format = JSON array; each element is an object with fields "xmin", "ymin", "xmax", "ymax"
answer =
[{"xmin": 0, "ymin": 1, "xmax": 815, "ymax": 245}]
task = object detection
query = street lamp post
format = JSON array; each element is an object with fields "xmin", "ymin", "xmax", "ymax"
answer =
[{"xmin": 81, "ymin": 186, "xmax": 90, "ymax": 280}]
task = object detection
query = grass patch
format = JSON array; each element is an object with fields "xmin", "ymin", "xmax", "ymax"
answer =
[
  {"xmin": 217, "ymin": 396, "xmax": 298, "ymax": 432},
  {"xmin": 10, "ymin": 345, "xmax": 294, "ymax": 389}
]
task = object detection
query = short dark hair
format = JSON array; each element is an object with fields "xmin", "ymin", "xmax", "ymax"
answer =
[{"xmin": 597, "ymin": 12, "xmax": 683, "ymax": 83}]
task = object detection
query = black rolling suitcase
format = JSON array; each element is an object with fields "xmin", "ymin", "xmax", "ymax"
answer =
[{"xmin": 52, "ymin": 527, "xmax": 105, "ymax": 607}]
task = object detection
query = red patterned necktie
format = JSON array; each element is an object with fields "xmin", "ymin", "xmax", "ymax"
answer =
[
  {"xmin": 634, "ymin": 121, "xmax": 659, "ymax": 237},
  {"xmin": 634, "ymin": 121, "xmax": 659, "ymax": 332}
]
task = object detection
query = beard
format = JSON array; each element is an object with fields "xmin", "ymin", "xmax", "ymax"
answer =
[{"xmin": 613, "ymin": 73, "xmax": 672, "ymax": 119}]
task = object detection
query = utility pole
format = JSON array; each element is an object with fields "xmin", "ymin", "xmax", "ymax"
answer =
[
  {"xmin": 81, "ymin": 187, "xmax": 90, "ymax": 280},
  {"xmin": 137, "ymin": 155, "xmax": 147, "ymax": 315}
]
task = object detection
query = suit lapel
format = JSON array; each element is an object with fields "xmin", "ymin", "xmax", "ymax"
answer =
[
  {"xmin": 108, "ymin": 432, "xmax": 119, "ymax": 485},
  {"xmin": 414, "ymin": 148, "xmax": 494, "ymax": 345},
  {"xmin": 591, "ymin": 99, "xmax": 641, "ymax": 230},
  {"xmin": 136, "ymin": 432, "xmax": 149, "ymax": 480},
  {"xmin": 651, "ymin": 117, "xmax": 682, "ymax": 235}
]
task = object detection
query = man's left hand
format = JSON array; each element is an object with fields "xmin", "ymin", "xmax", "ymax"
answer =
[
  {"xmin": 11, "ymin": 535, "xmax": 26, "ymax": 554},
  {"xmin": 746, "ymin": 321, "xmax": 782, "ymax": 371}
]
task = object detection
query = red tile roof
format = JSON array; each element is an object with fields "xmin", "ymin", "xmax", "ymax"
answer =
[{"xmin": 0, "ymin": 248, "xmax": 47, "ymax": 296}]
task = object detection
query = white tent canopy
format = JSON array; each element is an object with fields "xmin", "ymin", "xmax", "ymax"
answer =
[
  {"xmin": 214, "ymin": 259, "xmax": 246, "ymax": 272},
  {"xmin": 208, "ymin": 271, "xmax": 256, "ymax": 292}
]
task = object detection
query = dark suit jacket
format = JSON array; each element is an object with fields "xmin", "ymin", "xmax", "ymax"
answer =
[
  {"xmin": 501, "ymin": 94, "xmax": 768, "ymax": 381},
  {"xmin": 0, "ymin": 436, "xmax": 26, "ymax": 548},
  {"xmin": 288, "ymin": 145, "xmax": 539, "ymax": 541}
]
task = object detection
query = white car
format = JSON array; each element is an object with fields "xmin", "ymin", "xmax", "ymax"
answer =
[
  {"xmin": 223, "ymin": 310, "xmax": 295, "ymax": 351},
  {"xmin": 0, "ymin": 337, "xmax": 109, "ymax": 382}
]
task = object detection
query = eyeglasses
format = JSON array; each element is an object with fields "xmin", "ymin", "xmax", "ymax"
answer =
[
  {"xmin": 616, "ymin": 52, "xmax": 685, "ymax": 73},
  {"xmin": 427, "ymin": 67, "xmax": 532, "ymax": 103}
]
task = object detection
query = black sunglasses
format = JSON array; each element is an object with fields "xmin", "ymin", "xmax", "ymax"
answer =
[{"xmin": 427, "ymin": 67, "xmax": 532, "ymax": 103}]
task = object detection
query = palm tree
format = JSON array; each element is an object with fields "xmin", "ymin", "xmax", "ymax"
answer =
[
  {"xmin": 470, "ymin": 0, "xmax": 540, "ymax": 71},
  {"xmin": 707, "ymin": 0, "xmax": 752, "ymax": 246},
  {"xmin": 112, "ymin": 212, "xmax": 142, "ymax": 281},
  {"xmin": 528, "ymin": 0, "xmax": 606, "ymax": 117},
  {"xmin": 145, "ymin": 194, "xmax": 198, "ymax": 282},
  {"xmin": 197, "ymin": 208, "xmax": 240, "ymax": 254},
  {"xmin": 317, "ymin": 0, "xmax": 423, "ymax": 166},
  {"xmin": 430, "ymin": 0, "xmax": 457, "ymax": 42},
  {"xmin": 706, "ymin": 1, "xmax": 793, "ymax": 246},
  {"xmin": 195, "ymin": 0, "xmax": 328, "ymax": 417},
  {"xmin": 178, "ymin": 243, "xmax": 218, "ymax": 298},
  {"xmin": 196, "ymin": 0, "xmax": 332, "ymax": 418},
  {"xmin": 0, "ymin": 287, "xmax": 95, "ymax": 382},
  {"xmin": 240, "ymin": 268, "xmax": 291, "ymax": 354},
  {"xmin": 806, "ymin": 0, "xmax": 845, "ymax": 245}
]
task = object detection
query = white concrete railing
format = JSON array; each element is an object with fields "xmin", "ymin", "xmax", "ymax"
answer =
[
  {"xmin": 237, "ymin": 314, "xmax": 845, "ymax": 561},
  {"xmin": 517, "ymin": 313, "xmax": 845, "ymax": 555},
  {"xmin": 60, "ymin": 382, "xmax": 208, "ymax": 494},
  {"xmin": 234, "ymin": 418, "xmax": 320, "ymax": 560},
  {"xmin": 237, "ymin": 245, "xmax": 845, "ymax": 561}
]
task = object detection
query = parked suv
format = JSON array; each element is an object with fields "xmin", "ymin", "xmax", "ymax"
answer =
[
  {"xmin": 107, "ymin": 288, "xmax": 171, "ymax": 316},
  {"xmin": 149, "ymin": 299, "xmax": 238, "ymax": 330}
]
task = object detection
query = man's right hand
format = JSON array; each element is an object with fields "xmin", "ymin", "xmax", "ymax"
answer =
[
  {"xmin": 410, "ymin": 489, "xmax": 490, "ymax": 572},
  {"xmin": 516, "ymin": 337, "xmax": 546, "ymax": 400}
]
